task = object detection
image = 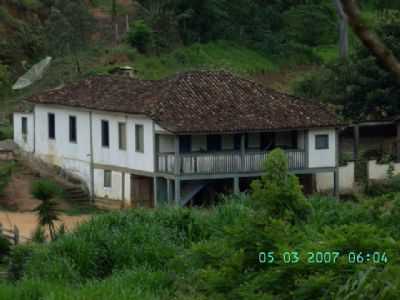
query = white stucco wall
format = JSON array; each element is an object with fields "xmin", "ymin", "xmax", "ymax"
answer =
[
  {"xmin": 308, "ymin": 129, "xmax": 337, "ymax": 168},
  {"xmin": 13, "ymin": 113, "xmax": 34, "ymax": 153},
  {"xmin": 33, "ymin": 104, "xmax": 155, "ymax": 202},
  {"xmin": 94, "ymin": 169, "xmax": 123, "ymax": 200},
  {"xmin": 368, "ymin": 160, "xmax": 400, "ymax": 180},
  {"xmin": 34, "ymin": 105, "xmax": 92, "ymax": 190},
  {"xmin": 316, "ymin": 162, "xmax": 355, "ymax": 193},
  {"xmin": 92, "ymin": 112, "xmax": 155, "ymax": 172}
]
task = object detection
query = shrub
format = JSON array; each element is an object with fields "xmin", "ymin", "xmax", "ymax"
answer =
[
  {"xmin": 127, "ymin": 20, "xmax": 153, "ymax": 54},
  {"xmin": 282, "ymin": 4, "xmax": 336, "ymax": 47},
  {"xmin": 8, "ymin": 244, "xmax": 36, "ymax": 281},
  {"xmin": 364, "ymin": 175, "xmax": 400, "ymax": 196},
  {"xmin": 31, "ymin": 179, "xmax": 63, "ymax": 201},
  {"xmin": 0, "ymin": 125, "xmax": 13, "ymax": 141},
  {"xmin": 0, "ymin": 234, "xmax": 11, "ymax": 262},
  {"xmin": 250, "ymin": 148, "xmax": 312, "ymax": 223},
  {"xmin": 31, "ymin": 179, "xmax": 63, "ymax": 240},
  {"xmin": 0, "ymin": 162, "xmax": 14, "ymax": 196},
  {"xmin": 31, "ymin": 226, "xmax": 46, "ymax": 244}
]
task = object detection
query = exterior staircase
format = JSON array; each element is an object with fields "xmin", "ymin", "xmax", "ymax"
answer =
[
  {"xmin": 64, "ymin": 186, "xmax": 90, "ymax": 203},
  {"xmin": 16, "ymin": 151, "xmax": 90, "ymax": 204},
  {"xmin": 181, "ymin": 181, "xmax": 208, "ymax": 206}
]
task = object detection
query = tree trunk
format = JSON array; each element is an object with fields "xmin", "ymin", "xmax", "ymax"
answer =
[
  {"xmin": 333, "ymin": 0, "xmax": 349, "ymax": 58},
  {"xmin": 340, "ymin": 0, "xmax": 400, "ymax": 83}
]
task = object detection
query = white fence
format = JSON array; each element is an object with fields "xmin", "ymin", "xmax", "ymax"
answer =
[
  {"xmin": 368, "ymin": 160, "xmax": 400, "ymax": 181},
  {"xmin": 316, "ymin": 162, "xmax": 355, "ymax": 193}
]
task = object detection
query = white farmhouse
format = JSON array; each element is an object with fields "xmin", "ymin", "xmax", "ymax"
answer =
[{"xmin": 13, "ymin": 71, "xmax": 339, "ymax": 207}]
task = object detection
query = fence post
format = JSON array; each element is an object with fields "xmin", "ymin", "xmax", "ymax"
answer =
[{"xmin": 13, "ymin": 225, "xmax": 19, "ymax": 245}]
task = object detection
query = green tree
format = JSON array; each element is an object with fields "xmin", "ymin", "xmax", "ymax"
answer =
[
  {"xmin": 128, "ymin": 20, "xmax": 153, "ymax": 53},
  {"xmin": 250, "ymin": 148, "xmax": 312, "ymax": 223},
  {"xmin": 46, "ymin": 8, "xmax": 74, "ymax": 56},
  {"xmin": 31, "ymin": 180, "xmax": 61, "ymax": 241},
  {"xmin": 0, "ymin": 63, "xmax": 11, "ymax": 101},
  {"xmin": 294, "ymin": 16, "xmax": 400, "ymax": 121},
  {"xmin": 46, "ymin": 1, "xmax": 94, "ymax": 73}
]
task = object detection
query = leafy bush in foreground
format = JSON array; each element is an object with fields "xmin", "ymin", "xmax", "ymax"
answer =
[{"xmin": 4, "ymin": 152, "xmax": 400, "ymax": 299}]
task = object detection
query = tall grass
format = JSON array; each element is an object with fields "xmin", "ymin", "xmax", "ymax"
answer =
[
  {"xmin": 3, "ymin": 192, "xmax": 400, "ymax": 299},
  {"xmin": 133, "ymin": 41, "xmax": 278, "ymax": 79}
]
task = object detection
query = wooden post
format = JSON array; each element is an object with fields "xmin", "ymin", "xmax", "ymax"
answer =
[
  {"xmin": 240, "ymin": 134, "xmax": 245, "ymax": 170},
  {"xmin": 114, "ymin": 23, "xmax": 119, "ymax": 43},
  {"xmin": 174, "ymin": 136, "xmax": 181, "ymax": 175},
  {"xmin": 167, "ymin": 179, "xmax": 172, "ymax": 203},
  {"xmin": 89, "ymin": 112, "xmax": 95, "ymax": 203},
  {"xmin": 122, "ymin": 172, "xmax": 125, "ymax": 206},
  {"xmin": 174, "ymin": 178, "xmax": 181, "ymax": 205},
  {"xmin": 154, "ymin": 132, "xmax": 159, "ymax": 173},
  {"xmin": 353, "ymin": 125, "xmax": 360, "ymax": 161},
  {"xmin": 396, "ymin": 121, "xmax": 400, "ymax": 162},
  {"xmin": 334, "ymin": 129, "xmax": 340, "ymax": 199},
  {"xmin": 126, "ymin": 15, "xmax": 130, "ymax": 32},
  {"xmin": 304, "ymin": 130, "xmax": 309, "ymax": 169},
  {"xmin": 13, "ymin": 225, "xmax": 19, "ymax": 245}
]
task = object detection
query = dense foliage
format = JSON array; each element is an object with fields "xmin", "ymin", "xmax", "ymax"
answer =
[
  {"xmin": 0, "ymin": 152, "xmax": 399, "ymax": 299},
  {"xmin": 135, "ymin": 0, "xmax": 337, "ymax": 62},
  {"xmin": 294, "ymin": 12, "xmax": 400, "ymax": 121},
  {"xmin": 127, "ymin": 20, "xmax": 153, "ymax": 54}
]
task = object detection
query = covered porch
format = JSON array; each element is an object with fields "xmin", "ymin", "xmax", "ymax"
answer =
[{"xmin": 155, "ymin": 130, "xmax": 309, "ymax": 176}]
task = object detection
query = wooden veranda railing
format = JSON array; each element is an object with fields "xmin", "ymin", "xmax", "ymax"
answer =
[{"xmin": 157, "ymin": 149, "xmax": 306, "ymax": 175}]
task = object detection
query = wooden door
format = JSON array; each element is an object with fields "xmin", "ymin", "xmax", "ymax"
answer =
[{"xmin": 131, "ymin": 175, "xmax": 154, "ymax": 208}]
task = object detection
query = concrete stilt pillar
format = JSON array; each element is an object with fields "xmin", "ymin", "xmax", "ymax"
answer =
[
  {"xmin": 233, "ymin": 177, "xmax": 240, "ymax": 194},
  {"xmin": 353, "ymin": 125, "xmax": 360, "ymax": 161},
  {"xmin": 167, "ymin": 179, "xmax": 172, "ymax": 203},
  {"xmin": 153, "ymin": 176, "xmax": 158, "ymax": 207},
  {"xmin": 175, "ymin": 178, "xmax": 181, "ymax": 205},
  {"xmin": 333, "ymin": 168, "xmax": 340, "ymax": 199}
]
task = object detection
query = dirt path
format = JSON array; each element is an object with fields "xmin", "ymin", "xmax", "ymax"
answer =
[
  {"xmin": 0, "ymin": 211, "xmax": 90, "ymax": 242},
  {"xmin": 0, "ymin": 162, "xmax": 92, "ymax": 242}
]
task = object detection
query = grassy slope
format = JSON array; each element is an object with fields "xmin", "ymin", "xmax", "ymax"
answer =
[{"xmin": 11, "ymin": 40, "xmax": 278, "ymax": 100}]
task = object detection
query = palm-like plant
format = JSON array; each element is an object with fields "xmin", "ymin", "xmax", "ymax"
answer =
[
  {"xmin": 31, "ymin": 180, "xmax": 62, "ymax": 241},
  {"xmin": 34, "ymin": 199, "xmax": 60, "ymax": 240}
]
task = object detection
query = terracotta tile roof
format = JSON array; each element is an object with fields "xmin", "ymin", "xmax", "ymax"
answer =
[{"xmin": 27, "ymin": 71, "xmax": 338, "ymax": 134}]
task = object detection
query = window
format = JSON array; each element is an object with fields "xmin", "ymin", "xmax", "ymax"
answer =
[
  {"xmin": 69, "ymin": 116, "xmax": 77, "ymax": 143},
  {"xmin": 207, "ymin": 135, "xmax": 222, "ymax": 151},
  {"xmin": 315, "ymin": 134, "xmax": 329, "ymax": 150},
  {"xmin": 135, "ymin": 124, "xmax": 144, "ymax": 153},
  {"xmin": 118, "ymin": 122, "xmax": 127, "ymax": 150},
  {"xmin": 101, "ymin": 120, "xmax": 110, "ymax": 148},
  {"xmin": 104, "ymin": 170, "xmax": 112, "ymax": 188},
  {"xmin": 179, "ymin": 135, "xmax": 191, "ymax": 153},
  {"xmin": 233, "ymin": 134, "xmax": 241, "ymax": 150},
  {"xmin": 48, "ymin": 113, "xmax": 55, "ymax": 140},
  {"xmin": 21, "ymin": 117, "xmax": 27, "ymax": 142},
  {"xmin": 260, "ymin": 133, "xmax": 276, "ymax": 150}
]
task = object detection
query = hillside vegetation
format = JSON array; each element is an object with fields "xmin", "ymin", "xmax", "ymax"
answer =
[
  {"xmin": 1, "ymin": 0, "xmax": 396, "ymax": 121},
  {"xmin": 1, "ymin": 0, "xmax": 342, "ymax": 105}
]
